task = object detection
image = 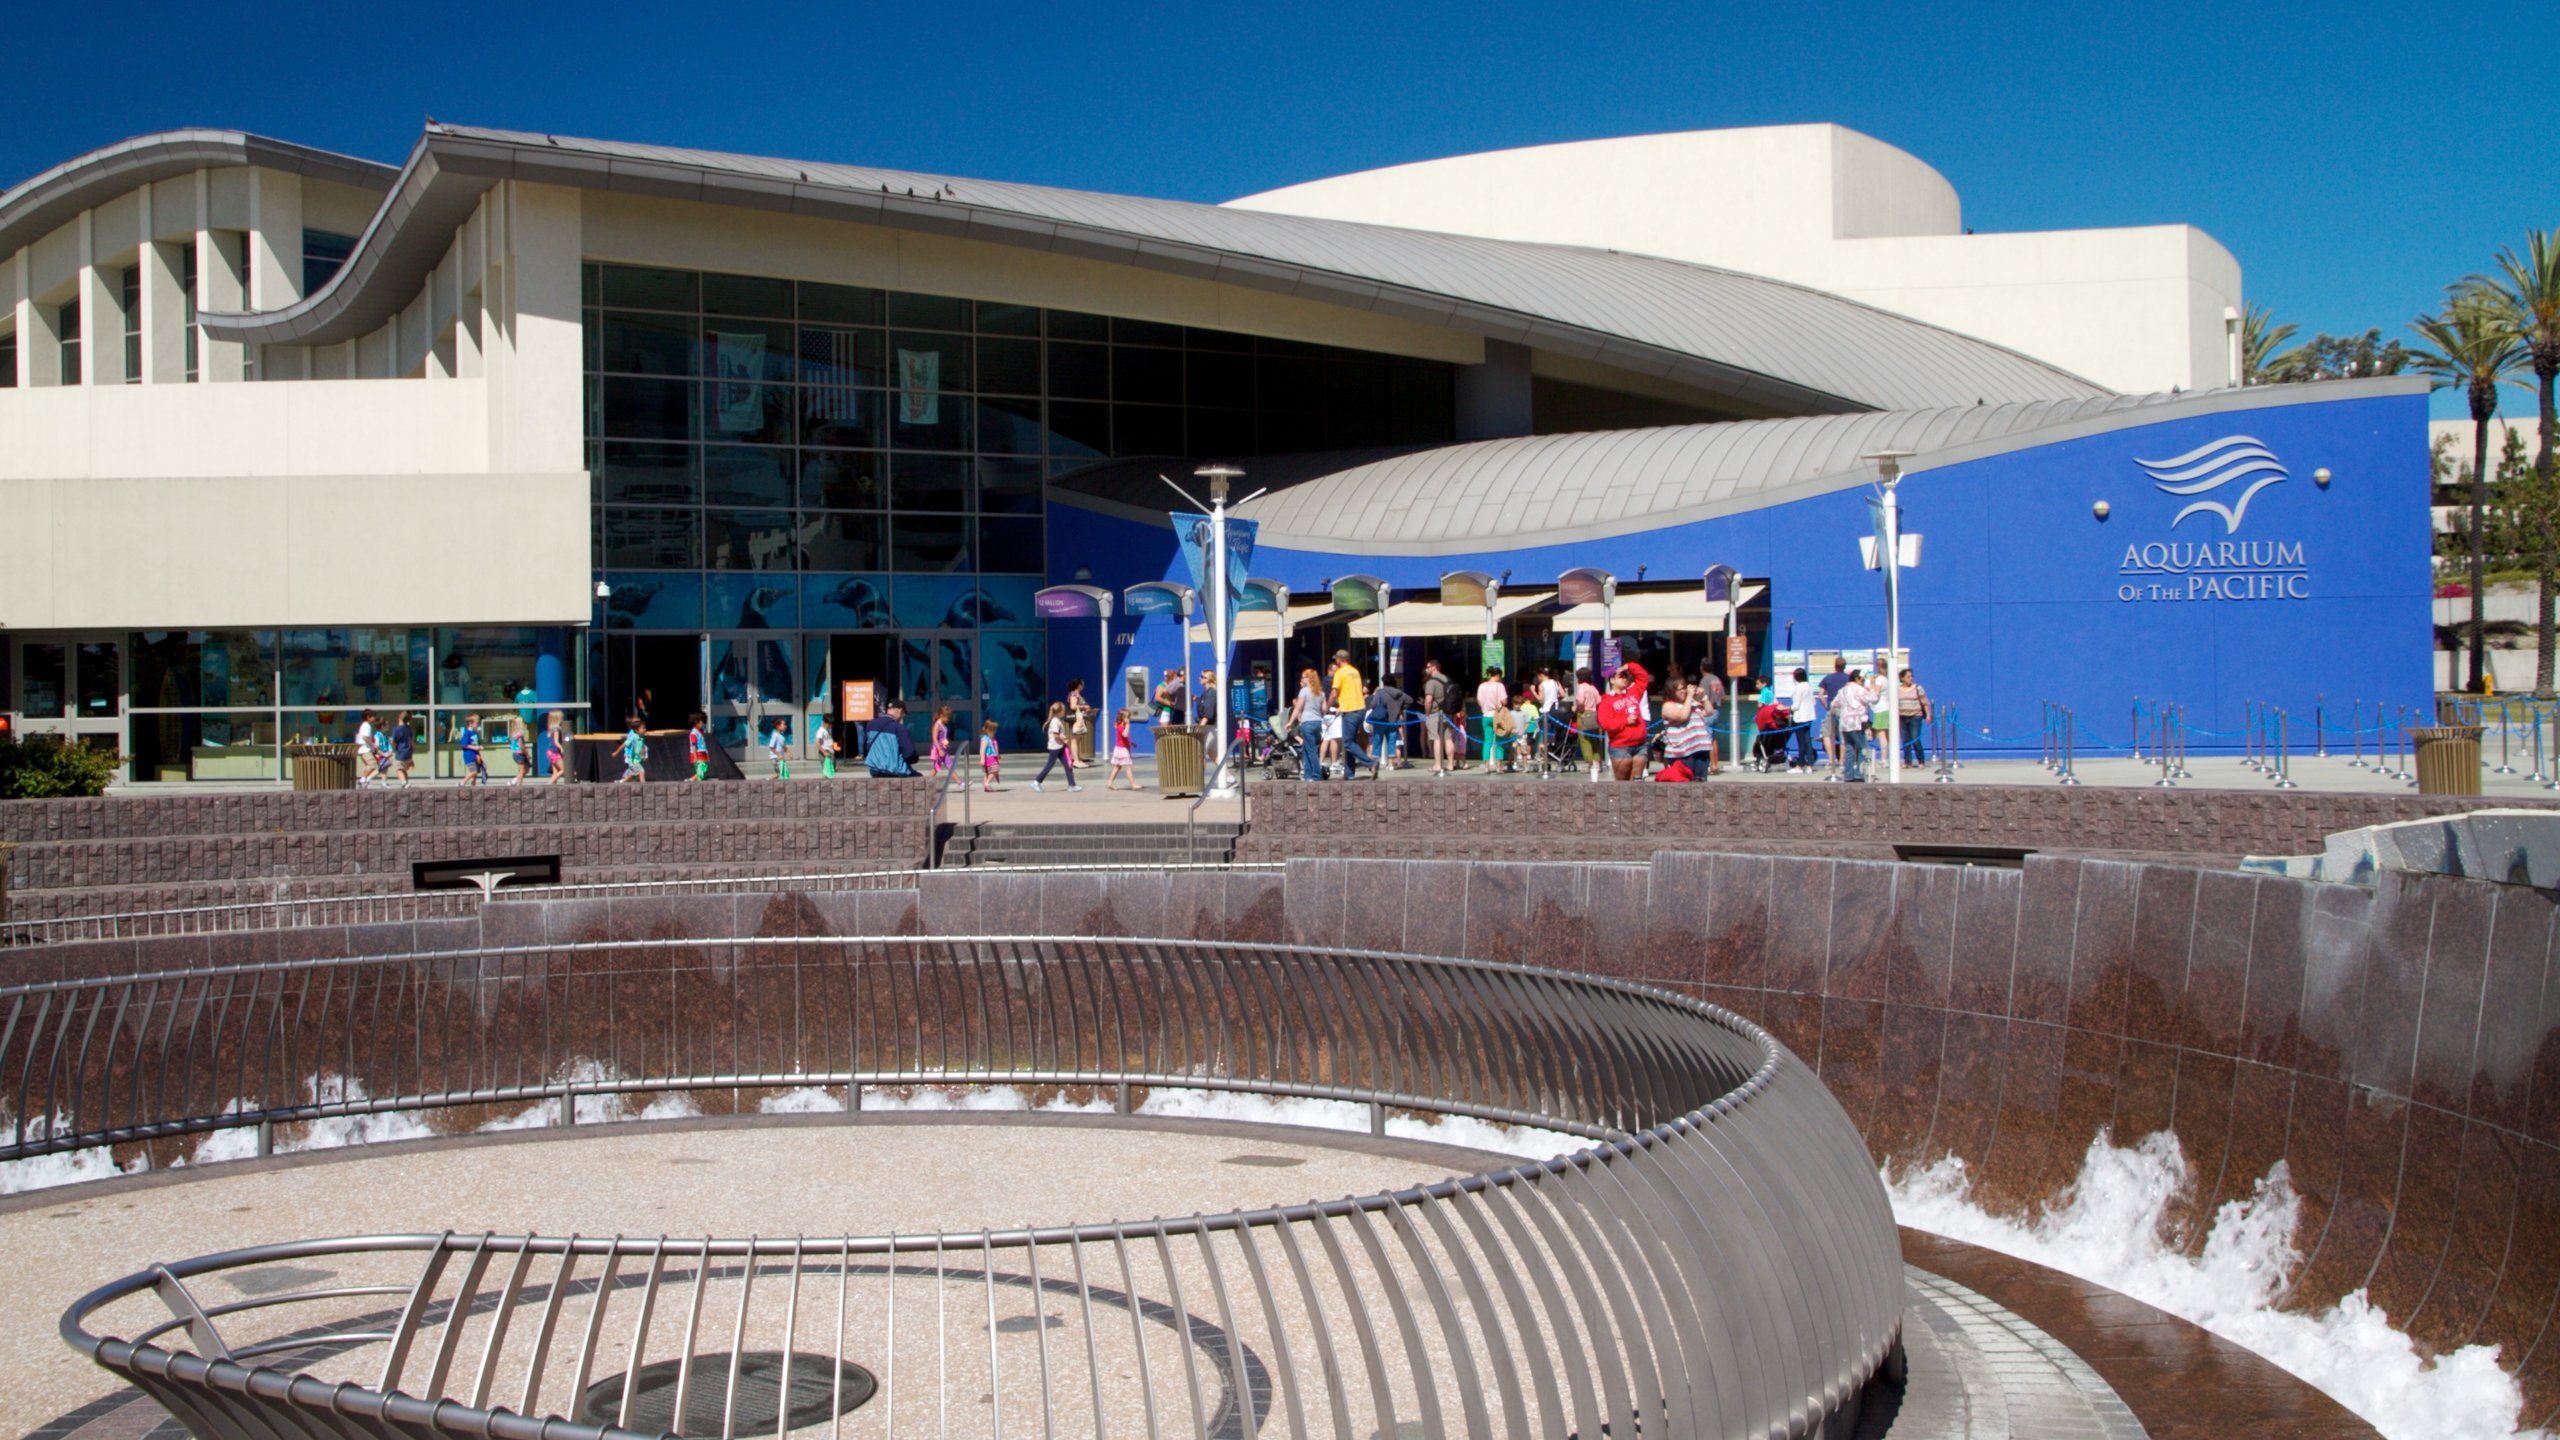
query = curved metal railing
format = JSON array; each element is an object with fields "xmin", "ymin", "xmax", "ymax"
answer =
[{"xmin": 43, "ymin": 937, "xmax": 1902, "ymax": 1439}]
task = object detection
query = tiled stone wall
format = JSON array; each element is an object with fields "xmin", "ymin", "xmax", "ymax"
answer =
[
  {"xmin": 0, "ymin": 782, "xmax": 938, "ymax": 894},
  {"xmin": 1238, "ymin": 783, "xmax": 2560, "ymax": 864}
]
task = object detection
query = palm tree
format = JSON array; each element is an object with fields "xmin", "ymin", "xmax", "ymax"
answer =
[
  {"xmin": 2462, "ymin": 229, "xmax": 2560, "ymax": 693},
  {"xmin": 2410, "ymin": 298, "xmax": 2529, "ymax": 692},
  {"xmin": 2241, "ymin": 303, "xmax": 2301, "ymax": 385}
]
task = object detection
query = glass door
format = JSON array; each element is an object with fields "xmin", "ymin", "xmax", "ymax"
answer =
[
  {"xmin": 11, "ymin": 638, "xmax": 124, "ymax": 772},
  {"xmin": 709, "ymin": 633, "xmax": 798, "ymax": 760},
  {"xmin": 899, "ymin": 631, "xmax": 976, "ymax": 753}
]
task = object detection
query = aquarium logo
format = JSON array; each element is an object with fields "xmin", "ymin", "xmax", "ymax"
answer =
[{"xmin": 2136, "ymin": 435, "xmax": 2289, "ymax": 533}]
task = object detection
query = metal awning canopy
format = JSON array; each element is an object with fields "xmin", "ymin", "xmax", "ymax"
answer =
[
  {"xmin": 1548, "ymin": 582, "xmax": 1765, "ymax": 633},
  {"xmin": 1374, "ymin": 591, "xmax": 1552, "ymax": 637},
  {"xmin": 1189, "ymin": 597, "xmax": 1338, "ymax": 645}
]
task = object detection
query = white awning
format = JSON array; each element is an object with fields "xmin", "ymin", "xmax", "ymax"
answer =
[
  {"xmin": 1547, "ymin": 582, "xmax": 1765, "ymax": 633},
  {"xmin": 1189, "ymin": 597, "xmax": 1337, "ymax": 645},
  {"xmin": 1371, "ymin": 591, "xmax": 1552, "ymax": 638}
]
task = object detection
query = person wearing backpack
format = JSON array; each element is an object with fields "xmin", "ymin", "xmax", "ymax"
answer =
[{"xmin": 861, "ymin": 700, "xmax": 920, "ymax": 777}]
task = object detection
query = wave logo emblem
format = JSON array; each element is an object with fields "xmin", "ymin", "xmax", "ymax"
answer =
[{"xmin": 2136, "ymin": 435, "xmax": 2288, "ymax": 533}]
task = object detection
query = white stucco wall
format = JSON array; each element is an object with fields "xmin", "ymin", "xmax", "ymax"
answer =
[{"xmin": 1228, "ymin": 123, "xmax": 2243, "ymax": 395}]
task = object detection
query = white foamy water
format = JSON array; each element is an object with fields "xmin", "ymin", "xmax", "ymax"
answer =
[{"xmin": 1889, "ymin": 1129, "xmax": 2541, "ymax": 1440}]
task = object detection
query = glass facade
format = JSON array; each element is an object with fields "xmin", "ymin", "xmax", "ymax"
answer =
[{"xmin": 581, "ymin": 263, "xmax": 1455, "ymax": 752}]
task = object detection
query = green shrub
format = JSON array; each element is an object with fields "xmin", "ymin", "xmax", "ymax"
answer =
[{"xmin": 0, "ymin": 732, "xmax": 123, "ymax": 799}]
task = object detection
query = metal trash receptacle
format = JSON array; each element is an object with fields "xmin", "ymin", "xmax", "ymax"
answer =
[
  {"xmin": 1072, "ymin": 728, "xmax": 1095, "ymax": 764},
  {"xmin": 284, "ymin": 742, "xmax": 357, "ymax": 791},
  {"xmin": 1155, "ymin": 726, "xmax": 1208, "ymax": 796},
  {"xmin": 2412, "ymin": 726, "xmax": 2483, "ymax": 795}
]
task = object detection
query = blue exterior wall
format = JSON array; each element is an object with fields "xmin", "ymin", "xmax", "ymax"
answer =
[{"xmin": 1048, "ymin": 389, "xmax": 2431, "ymax": 756}]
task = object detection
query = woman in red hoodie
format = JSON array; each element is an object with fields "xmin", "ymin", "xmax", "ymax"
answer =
[{"xmin": 1596, "ymin": 660, "xmax": 1652, "ymax": 780}]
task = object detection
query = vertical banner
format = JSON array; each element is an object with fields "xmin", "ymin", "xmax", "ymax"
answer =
[
  {"xmin": 710, "ymin": 331, "xmax": 766, "ymax": 432},
  {"xmin": 1171, "ymin": 511, "xmax": 1258, "ymax": 661},
  {"xmin": 898, "ymin": 348, "xmax": 941, "ymax": 424}
]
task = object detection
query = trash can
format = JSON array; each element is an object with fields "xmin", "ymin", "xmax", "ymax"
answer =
[
  {"xmin": 1155, "ymin": 725, "xmax": 1208, "ymax": 796},
  {"xmin": 1072, "ymin": 727, "xmax": 1096, "ymax": 765},
  {"xmin": 285, "ymin": 742, "xmax": 357, "ymax": 791},
  {"xmin": 2412, "ymin": 726, "xmax": 2483, "ymax": 795}
]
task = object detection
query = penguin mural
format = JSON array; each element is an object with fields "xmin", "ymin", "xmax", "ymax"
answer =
[
  {"xmin": 813, "ymin": 577, "xmax": 892, "ymax": 630},
  {"xmin": 939, "ymin": 589, "xmax": 1024, "ymax": 628},
  {"xmin": 604, "ymin": 581, "xmax": 665, "ymax": 629}
]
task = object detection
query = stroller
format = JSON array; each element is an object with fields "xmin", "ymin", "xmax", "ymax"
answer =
[{"xmin": 1248, "ymin": 716, "xmax": 1306, "ymax": 780}]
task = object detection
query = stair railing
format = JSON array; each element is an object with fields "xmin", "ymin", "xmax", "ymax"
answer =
[{"xmin": 1186, "ymin": 740, "xmax": 1249, "ymax": 866}]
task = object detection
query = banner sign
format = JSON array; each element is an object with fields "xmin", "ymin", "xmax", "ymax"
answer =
[
  {"xmin": 1556, "ymin": 568, "xmax": 1611, "ymax": 606},
  {"xmin": 1726, "ymin": 633, "xmax": 1749, "ymax": 678},
  {"xmin": 1484, "ymin": 638, "xmax": 1507, "ymax": 675},
  {"xmin": 1122, "ymin": 583, "xmax": 1191, "ymax": 617},
  {"xmin": 1441, "ymin": 572, "xmax": 1494, "ymax": 608},
  {"xmin": 1599, "ymin": 637, "xmax": 1623, "ymax": 676},
  {"xmin": 1034, "ymin": 587, "xmax": 1105, "ymax": 619},
  {"xmin": 839, "ymin": 680, "xmax": 876, "ymax": 724},
  {"xmin": 1171, "ymin": 512, "xmax": 1258, "ymax": 657}
]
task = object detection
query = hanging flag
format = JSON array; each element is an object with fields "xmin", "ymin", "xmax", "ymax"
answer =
[{"xmin": 1171, "ymin": 512, "xmax": 1257, "ymax": 660}]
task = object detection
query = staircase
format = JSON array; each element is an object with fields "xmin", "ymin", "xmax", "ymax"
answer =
[{"xmin": 935, "ymin": 821, "xmax": 1245, "ymax": 869}]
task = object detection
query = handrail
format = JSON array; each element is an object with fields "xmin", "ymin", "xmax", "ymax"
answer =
[
  {"xmin": 45, "ymin": 934, "xmax": 1903, "ymax": 1440},
  {"xmin": 1183, "ymin": 740, "xmax": 1246, "ymax": 866}
]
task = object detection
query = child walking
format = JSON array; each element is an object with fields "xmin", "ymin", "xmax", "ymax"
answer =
[
  {"xmin": 929, "ymin": 705, "xmax": 955, "ymax": 784},
  {"xmin": 1106, "ymin": 710, "xmax": 1136, "ymax": 789},
  {"xmin": 508, "ymin": 722, "xmax": 532, "ymax": 785},
  {"xmin": 458, "ymin": 714, "xmax": 488, "ymax": 785},
  {"xmin": 765, "ymin": 717, "xmax": 792, "ymax": 779},
  {"xmin": 1031, "ymin": 703, "xmax": 1080, "ymax": 792},
  {"xmin": 977, "ymin": 719, "xmax": 1003, "ymax": 791},
  {"xmin": 686, "ymin": 712, "xmax": 710, "ymax": 782},
  {"xmin": 813, "ymin": 716, "xmax": 838, "ymax": 778},
  {"xmin": 543, "ymin": 713, "xmax": 568, "ymax": 784},
  {"xmin": 618, "ymin": 715, "xmax": 648, "ymax": 782}
]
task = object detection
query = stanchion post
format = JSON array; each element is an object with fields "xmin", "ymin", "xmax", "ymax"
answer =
[
  {"xmin": 2132, "ymin": 699, "xmax": 2145, "ymax": 763},
  {"xmin": 2274, "ymin": 709, "xmax": 2298, "ymax": 788},
  {"xmin": 2496, "ymin": 698, "xmax": 2518, "ymax": 774},
  {"xmin": 2348, "ymin": 699, "xmax": 2364, "ymax": 769},
  {"xmin": 2153, "ymin": 704, "xmax": 2176, "ymax": 788},
  {"xmin": 2059, "ymin": 706, "xmax": 2081, "ymax": 785},
  {"xmin": 2316, "ymin": 693, "xmax": 2328, "ymax": 757},
  {"xmin": 2242, "ymin": 699, "xmax": 2260, "ymax": 770}
]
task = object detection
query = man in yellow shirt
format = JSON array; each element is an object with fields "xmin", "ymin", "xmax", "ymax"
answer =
[{"xmin": 1326, "ymin": 650, "xmax": 1375, "ymax": 778}]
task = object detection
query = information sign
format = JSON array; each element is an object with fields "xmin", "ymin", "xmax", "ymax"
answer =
[
  {"xmin": 840, "ymin": 680, "xmax": 876, "ymax": 724},
  {"xmin": 1725, "ymin": 633, "xmax": 1749, "ymax": 679}
]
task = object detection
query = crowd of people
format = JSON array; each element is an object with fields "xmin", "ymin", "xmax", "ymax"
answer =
[{"xmin": 1267, "ymin": 650, "xmax": 1930, "ymax": 784}]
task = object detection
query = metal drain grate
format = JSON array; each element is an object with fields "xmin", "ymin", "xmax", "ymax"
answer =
[{"xmin": 580, "ymin": 1352, "xmax": 875, "ymax": 1435}]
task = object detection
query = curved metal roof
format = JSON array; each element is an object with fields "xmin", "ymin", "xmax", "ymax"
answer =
[
  {"xmin": 0, "ymin": 123, "xmax": 2109, "ymax": 414},
  {"xmin": 0, "ymin": 130, "xmax": 391, "ymax": 261},
  {"xmin": 1130, "ymin": 379, "xmax": 2420, "ymax": 555}
]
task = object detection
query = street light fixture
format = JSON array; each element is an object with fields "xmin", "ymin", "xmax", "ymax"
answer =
[{"xmin": 1197, "ymin": 464, "xmax": 1247, "ymax": 791}]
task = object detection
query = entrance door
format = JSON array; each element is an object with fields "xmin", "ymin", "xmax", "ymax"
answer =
[
  {"xmin": 598, "ymin": 635, "xmax": 702, "ymax": 734},
  {"xmin": 899, "ymin": 631, "xmax": 976, "ymax": 753},
  {"xmin": 11, "ymin": 638, "xmax": 124, "ymax": 769},
  {"xmin": 709, "ymin": 633, "xmax": 797, "ymax": 759}
]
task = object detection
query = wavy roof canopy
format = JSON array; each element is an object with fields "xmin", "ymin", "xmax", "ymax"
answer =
[
  {"xmin": 1054, "ymin": 380, "xmax": 2420, "ymax": 555},
  {"xmin": 0, "ymin": 130, "xmax": 391, "ymax": 259},
  {"xmin": 5, "ymin": 124, "xmax": 2110, "ymax": 414}
]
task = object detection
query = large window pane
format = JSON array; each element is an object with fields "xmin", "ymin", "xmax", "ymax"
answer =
[
  {"xmin": 1047, "ymin": 310, "xmax": 1106, "ymax": 341},
  {"xmin": 799, "ymin": 385, "xmax": 881, "ymax": 449},
  {"xmin": 978, "ymin": 336, "xmax": 1040, "ymax": 395},
  {"xmin": 887, "ymin": 292, "xmax": 971, "ymax": 330},
  {"xmin": 802, "ymin": 573, "xmax": 892, "ymax": 629},
  {"xmin": 707, "ymin": 510, "xmax": 798, "ymax": 570},
  {"xmin": 975, "ymin": 396, "xmax": 1045, "ymax": 457},
  {"xmin": 436, "ymin": 628, "xmax": 544, "ymax": 712},
  {"xmin": 708, "ymin": 575, "xmax": 798, "ymax": 630},
  {"xmin": 799, "ymin": 449, "xmax": 884, "ymax": 510},
  {"xmin": 1111, "ymin": 317, "xmax": 1182, "ymax": 346},
  {"xmin": 598, "ymin": 311, "xmax": 699, "ymax": 376},
  {"xmin": 599, "ymin": 265, "xmax": 698, "ymax": 312},
  {"xmin": 1047, "ymin": 341, "xmax": 1107, "ymax": 399},
  {"xmin": 1047, "ymin": 401, "xmax": 1108, "ymax": 460},
  {"xmin": 800, "ymin": 282, "xmax": 882, "ymax": 326},
  {"xmin": 1188, "ymin": 408, "xmax": 1256, "ymax": 456},
  {"xmin": 130, "ymin": 630, "xmax": 274, "ymax": 708},
  {"xmin": 889, "ymin": 392, "xmax": 971, "ymax": 451},
  {"xmin": 704, "ymin": 272, "xmax": 794, "ymax": 319},
  {"xmin": 282, "ymin": 629, "xmax": 428, "ymax": 707},
  {"xmin": 977, "ymin": 577, "xmax": 1042, "ymax": 627},
  {"xmin": 129, "ymin": 710, "xmax": 276, "ymax": 782},
  {"xmin": 597, "ymin": 442, "xmax": 699, "ymax": 504},
  {"xmin": 977, "ymin": 303, "xmax": 1039, "ymax": 336},
  {"xmin": 600, "ymin": 375, "xmax": 699, "ymax": 440},
  {"xmin": 798, "ymin": 326, "xmax": 883, "ymax": 386},
  {"xmin": 601, "ymin": 573, "xmax": 704, "ymax": 630},
  {"xmin": 1113, "ymin": 404, "xmax": 1183, "ymax": 456},
  {"xmin": 602, "ymin": 508, "xmax": 701, "ymax": 569},
  {"xmin": 893, "ymin": 575, "xmax": 974, "ymax": 629},
  {"xmin": 799, "ymin": 513, "xmax": 885, "ymax": 571},
  {"xmin": 1186, "ymin": 350, "xmax": 1254, "ymax": 409},
  {"xmin": 703, "ymin": 445, "xmax": 794, "ymax": 507},
  {"xmin": 891, "ymin": 516, "xmax": 970, "ymax": 573},
  {"xmin": 1112, "ymin": 346, "xmax": 1182, "ymax": 405},
  {"xmin": 977, "ymin": 459, "xmax": 1043, "ymax": 516},
  {"xmin": 704, "ymin": 319, "xmax": 795, "ymax": 381},
  {"xmin": 979, "ymin": 516, "xmax": 1044, "ymax": 574},
  {"xmin": 981, "ymin": 630, "xmax": 1048, "ymax": 750},
  {"xmin": 891, "ymin": 454, "xmax": 971, "ymax": 512},
  {"xmin": 18, "ymin": 642, "xmax": 64, "ymax": 717},
  {"xmin": 889, "ymin": 332, "xmax": 970, "ymax": 394},
  {"xmin": 703, "ymin": 380, "xmax": 795, "ymax": 444}
]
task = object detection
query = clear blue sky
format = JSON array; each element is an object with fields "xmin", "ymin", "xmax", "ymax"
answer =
[{"xmin": 6, "ymin": 0, "xmax": 2551, "ymax": 418}]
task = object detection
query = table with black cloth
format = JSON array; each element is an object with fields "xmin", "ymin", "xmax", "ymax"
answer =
[{"xmin": 567, "ymin": 731, "xmax": 746, "ymax": 782}]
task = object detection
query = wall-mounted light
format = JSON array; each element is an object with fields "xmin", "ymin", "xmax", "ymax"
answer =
[
  {"xmin": 1072, "ymin": 566, "xmax": 1092, "ymax": 582},
  {"xmin": 2092, "ymin": 500, "xmax": 2112, "ymax": 520},
  {"xmin": 2314, "ymin": 467, "xmax": 2332, "ymax": 488},
  {"xmin": 593, "ymin": 580, "xmax": 612, "ymax": 599}
]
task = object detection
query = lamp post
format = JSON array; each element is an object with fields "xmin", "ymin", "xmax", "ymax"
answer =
[
  {"xmin": 1197, "ymin": 464, "xmax": 1245, "ymax": 786},
  {"xmin": 1705, "ymin": 564, "xmax": 1741, "ymax": 772},
  {"xmin": 1861, "ymin": 451, "xmax": 1912, "ymax": 784}
]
